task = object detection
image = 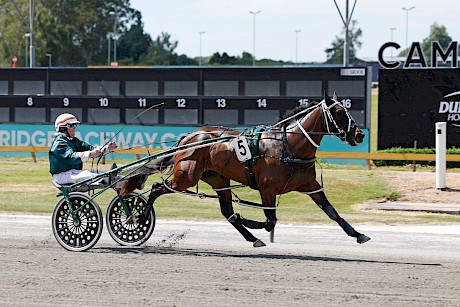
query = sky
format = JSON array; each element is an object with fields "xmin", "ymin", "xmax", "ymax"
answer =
[{"xmin": 130, "ymin": 0, "xmax": 459, "ymax": 63}]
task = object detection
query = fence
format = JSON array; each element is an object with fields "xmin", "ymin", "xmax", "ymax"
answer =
[{"xmin": 2, "ymin": 146, "xmax": 460, "ymax": 168}]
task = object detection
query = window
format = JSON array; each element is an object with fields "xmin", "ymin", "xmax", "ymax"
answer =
[
  {"xmin": 87, "ymin": 81, "xmax": 120, "ymax": 96},
  {"xmin": 125, "ymin": 81, "xmax": 159, "ymax": 96},
  {"xmin": 244, "ymin": 81, "xmax": 280, "ymax": 96},
  {"xmin": 328, "ymin": 81, "xmax": 364, "ymax": 97},
  {"xmin": 286, "ymin": 81, "xmax": 322, "ymax": 96},
  {"xmin": 13, "ymin": 81, "xmax": 45, "ymax": 95},
  {"xmin": 164, "ymin": 81, "xmax": 197, "ymax": 96},
  {"xmin": 204, "ymin": 109, "xmax": 238, "ymax": 125},
  {"xmin": 244, "ymin": 109, "xmax": 279, "ymax": 125},
  {"xmin": 204, "ymin": 81, "xmax": 238, "ymax": 96},
  {"xmin": 125, "ymin": 109, "xmax": 159, "ymax": 124},
  {"xmin": 15, "ymin": 107, "xmax": 46, "ymax": 123},
  {"xmin": 87, "ymin": 108, "xmax": 120, "ymax": 124},
  {"xmin": 0, "ymin": 81, "xmax": 8, "ymax": 95},
  {"xmin": 50, "ymin": 81, "xmax": 82, "ymax": 96},
  {"xmin": 51, "ymin": 108, "xmax": 83, "ymax": 123},
  {"xmin": 164, "ymin": 109, "xmax": 198, "ymax": 124}
]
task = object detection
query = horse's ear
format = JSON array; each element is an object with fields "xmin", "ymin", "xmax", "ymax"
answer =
[
  {"xmin": 324, "ymin": 91, "xmax": 333, "ymax": 106},
  {"xmin": 333, "ymin": 91, "xmax": 338, "ymax": 101}
]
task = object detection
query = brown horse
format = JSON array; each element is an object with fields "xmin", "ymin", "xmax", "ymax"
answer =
[{"xmin": 122, "ymin": 92, "xmax": 370, "ymax": 247}]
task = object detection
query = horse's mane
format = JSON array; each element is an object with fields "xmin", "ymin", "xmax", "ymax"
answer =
[{"xmin": 276, "ymin": 100, "xmax": 321, "ymax": 126}]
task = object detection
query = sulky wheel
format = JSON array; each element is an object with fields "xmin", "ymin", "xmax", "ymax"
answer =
[
  {"xmin": 106, "ymin": 193, "xmax": 155, "ymax": 246},
  {"xmin": 52, "ymin": 192, "xmax": 103, "ymax": 252}
]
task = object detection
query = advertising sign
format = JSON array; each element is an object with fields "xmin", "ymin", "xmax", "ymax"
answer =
[
  {"xmin": 0, "ymin": 124, "xmax": 369, "ymax": 164},
  {"xmin": 378, "ymin": 68, "xmax": 460, "ymax": 149}
]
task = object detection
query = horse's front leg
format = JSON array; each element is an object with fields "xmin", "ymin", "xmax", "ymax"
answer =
[{"xmin": 303, "ymin": 181, "xmax": 370, "ymax": 244}]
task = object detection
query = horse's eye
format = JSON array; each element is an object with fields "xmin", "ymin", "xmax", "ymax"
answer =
[{"xmin": 336, "ymin": 109, "xmax": 344, "ymax": 118}]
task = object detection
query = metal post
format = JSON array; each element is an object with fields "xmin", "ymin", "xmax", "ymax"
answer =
[
  {"xmin": 107, "ymin": 34, "xmax": 111, "ymax": 66},
  {"xmin": 390, "ymin": 27, "xmax": 396, "ymax": 61},
  {"xmin": 199, "ymin": 31, "xmax": 205, "ymax": 66},
  {"xmin": 249, "ymin": 10, "xmax": 261, "ymax": 67},
  {"xmin": 343, "ymin": 0, "xmax": 349, "ymax": 67},
  {"xmin": 333, "ymin": 0, "xmax": 357, "ymax": 67},
  {"xmin": 402, "ymin": 7, "xmax": 415, "ymax": 55},
  {"xmin": 109, "ymin": 11, "xmax": 118, "ymax": 64},
  {"xmin": 29, "ymin": 0, "xmax": 35, "ymax": 67},
  {"xmin": 25, "ymin": 33, "xmax": 30, "ymax": 67},
  {"xmin": 46, "ymin": 53, "xmax": 52, "ymax": 67},
  {"xmin": 435, "ymin": 122, "xmax": 446, "ymax": 190},
  {"xmin": 295, "ymin": 30, "xmax": 301, "ymax": 64}
]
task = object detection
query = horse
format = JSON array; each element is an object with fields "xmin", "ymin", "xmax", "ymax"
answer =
[{"xmin": 121, "ymin": 92, "xmax": 370, "ymax": 247}]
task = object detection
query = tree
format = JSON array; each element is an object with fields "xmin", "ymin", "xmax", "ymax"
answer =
[
  {"xmin": 117, "ymin": 11, "xmax": 152, "ymax": 65},
  {"xmin": 141, "ymin": 32, "xmax": 197, "ymax": 65},
  {"xmin": 208, "ymin": 51, "xmax": 255, "ymax": 66},
  {"xmin": 398, "ymin": 22, "xmax": 452, "ymax": 58},
  {"xmin": 0, "ymin": 0, "xmax": 142, "ymax": 66},
  {"xmin": 325, "ymin": 20, "xmax": 362, "ymax": 64},
  {"xmin": 421, "ymin": 22, "xmax": 452, "ymax": 59}
]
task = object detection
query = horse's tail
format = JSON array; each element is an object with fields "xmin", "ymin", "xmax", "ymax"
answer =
[{"xmin": 120, "ymin": 154, "xmax": 175, "ymax": 196}]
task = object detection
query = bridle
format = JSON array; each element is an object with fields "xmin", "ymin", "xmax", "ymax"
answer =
[
  {"xmin": 320, "ymin": 99, "xmax": 356, "ymax": 142},
  {"xmin": 273, "ymin": 99, "xmax": 356, "ymax": 148}
]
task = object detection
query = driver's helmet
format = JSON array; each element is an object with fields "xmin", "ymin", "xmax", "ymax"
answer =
[{"xmin": 54, "ymin": 113, "xmax": 80, "ymax": 132}]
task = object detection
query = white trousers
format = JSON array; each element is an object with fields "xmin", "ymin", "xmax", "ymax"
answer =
[
  {"xmin": 53, "ymin": 169, "xmax": 126, "ymax": 188},
  {"xmin": 53, "ymin": 169, "xmax": 101, "ymax": 185}
]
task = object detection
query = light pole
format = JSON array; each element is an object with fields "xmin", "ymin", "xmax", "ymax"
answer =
[
  {"xmin": 390, "ymin": 27, "xmax": 396, "ymax": 61},
  {"xmin": 333, "ymin": 0, "xmax": 357, "ymax": 67},
  {"xmin": 107, "ymin": 33, "xmax": 111, "ymax": 66},
  {"xmin": 249, "ymin": 10, "xmax": 261, "ymax": 67},
  {"xmin": 295, "ymin": 30, "xmax": 301, "ymax": 65},
  {"xmin": 46, "ymin": 53, "xmax": 52, "ymax": 67},
  {"xmin": 109, "ymin": 11, "xmax": 118, "ymax": 64},
  {"xmin": 402, "ymin": 6, "xmax": 415, "ymax": 55},
  {"xmin": 199, "ymin": 31, "xmax": 205, "ymax": 66},
  {"xmin": 29, "ymin": 0, "xmax": 35, "ymax": 67},
  {"xmin": 24, "ymin": 33, "xmax": 30, "ymax": 67}
]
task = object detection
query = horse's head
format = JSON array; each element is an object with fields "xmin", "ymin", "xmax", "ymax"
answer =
[{"xmin": 323, "ymin": 92, "xmax": 365, "ymax": 146}]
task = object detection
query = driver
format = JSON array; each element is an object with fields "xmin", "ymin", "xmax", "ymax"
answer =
[{"xmin": 49, "ymin": 113, "xmax": 117, "ymax": 185}]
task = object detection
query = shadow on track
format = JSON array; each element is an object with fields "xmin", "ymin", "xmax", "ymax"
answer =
[{"xmin": 93, "ymin": 246, "xmax": 441, "ymax": 267}]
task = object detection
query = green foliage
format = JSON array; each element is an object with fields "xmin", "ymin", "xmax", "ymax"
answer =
[
  {"xmin": 117, "ymin": 11, "xmax": 152, "ymax": 65},
  {"xmin": 422, "ymin": 22, "xmax": 452, "ymax": 61},
  {"xmin": 142, "ymin": 32, "xmax": 198, "ymax": 66},
  {"xmin": 325, "ymin": 20, "xmax": 362, "ymax": 64},
  {"xmin": 399, "ymin": 22, "xmax": 452, "ymax": 57},
  {"xmin": 208, "ymin": 51, "xmax": 253, "ymax": 65}
]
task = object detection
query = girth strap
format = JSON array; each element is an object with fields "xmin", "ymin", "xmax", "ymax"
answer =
[{"xmin": 243, "ymin": 126, "xmax": 266, "ymax": 190}]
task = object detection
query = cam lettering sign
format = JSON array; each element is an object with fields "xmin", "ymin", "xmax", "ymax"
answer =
[{"xmin": 378, "ymin": 41, "xmax": 458, "ymax": 68}]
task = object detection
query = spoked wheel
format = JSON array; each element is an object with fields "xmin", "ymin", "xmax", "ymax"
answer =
[
  {"xmin": 52, "ymin": 192, "xmax": 103, "ymax": 252},
  {"xmin": 106, "ymin": 193, "xmax": 155, "ymax": 246}
]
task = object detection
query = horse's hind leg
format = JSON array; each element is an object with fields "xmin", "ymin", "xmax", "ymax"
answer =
[
  {"xmin": 201, "ymin": 172, "xmax": 265, "ymax": 247},
  {"xmin": 305, "ymin": 184, "xmax": 370, "ymax": 244}
]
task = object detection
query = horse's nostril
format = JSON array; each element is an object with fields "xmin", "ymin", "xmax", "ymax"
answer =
[{"xmin": 356, "ymin": 133, "xmax": 364, "ymax": 143}]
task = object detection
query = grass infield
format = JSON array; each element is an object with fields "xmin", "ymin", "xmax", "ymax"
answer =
[{"xmin": 1, "ymin": 157, "xmax": 459, "ymax": 225}]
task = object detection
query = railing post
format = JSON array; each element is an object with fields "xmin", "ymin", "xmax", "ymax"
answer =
[{"xmin": 435, "ymin": 122, "xmax": 447, "ymax": 190}]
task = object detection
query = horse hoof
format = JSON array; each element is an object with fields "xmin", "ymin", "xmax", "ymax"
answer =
[
  {"xmin": 253, "ymin": 239, "xmax": 266, "ymax": 247},
  {"xmin": 357, "ymin": 234, "xmax": 371, "ymax": 244}
]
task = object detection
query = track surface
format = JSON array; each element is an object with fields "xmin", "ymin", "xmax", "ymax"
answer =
[{"xmin": 1, "ymin": 214, "xmax": 460, "ymax": 306}]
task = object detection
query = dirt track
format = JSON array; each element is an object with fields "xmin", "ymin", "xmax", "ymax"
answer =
[{"xmin": 1, "ymin": 215, "xmax": 460, "ymax": 306}]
